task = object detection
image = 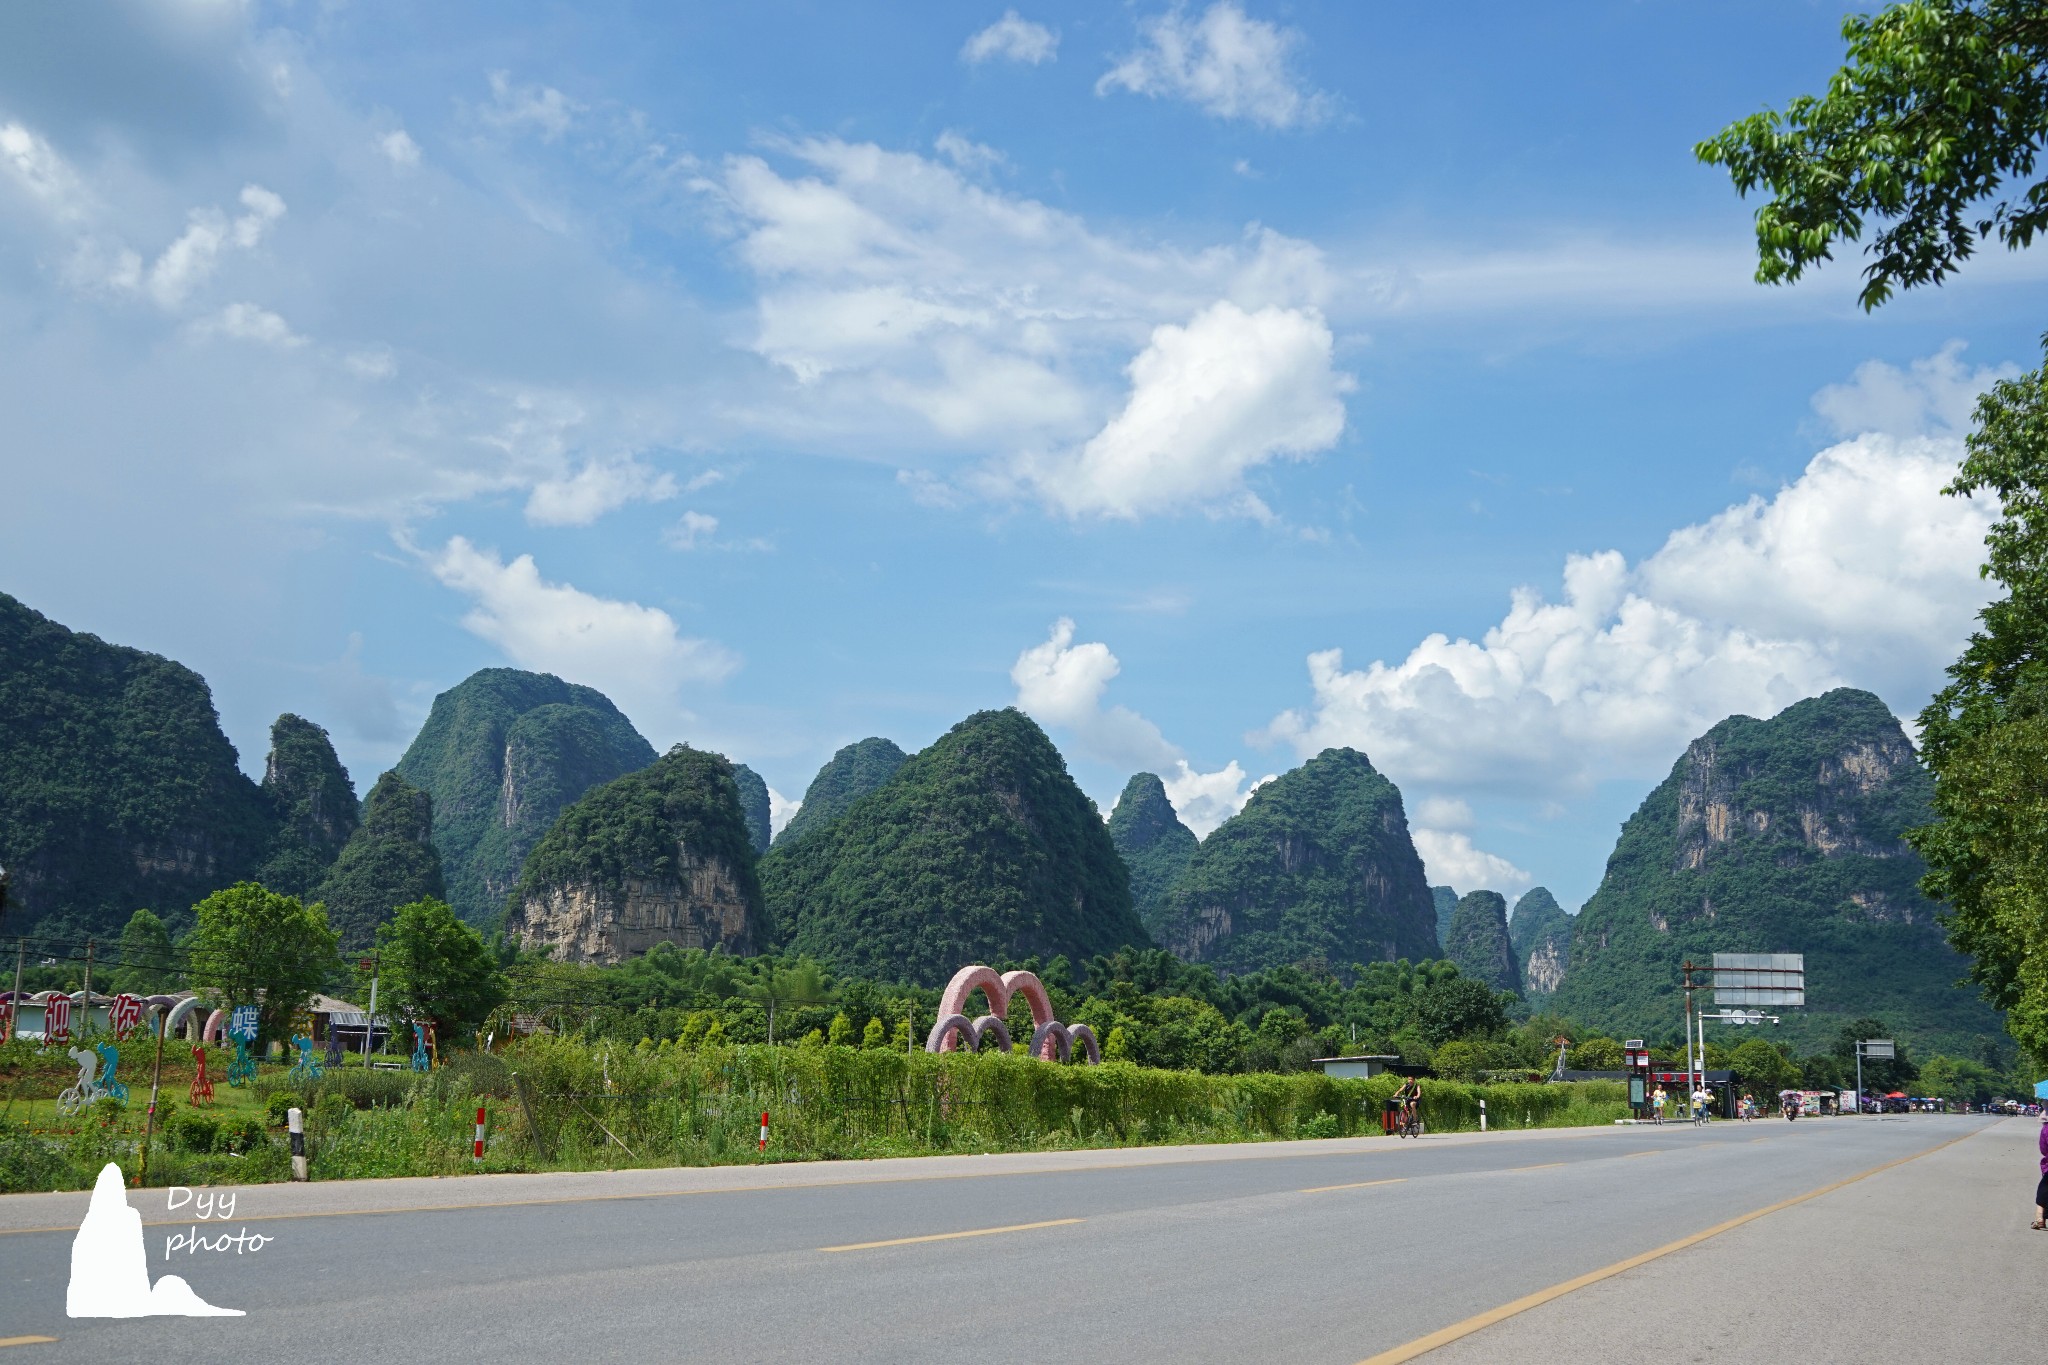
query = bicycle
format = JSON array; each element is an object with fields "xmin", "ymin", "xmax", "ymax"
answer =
[{"xmin": 1396, "ymin": 1102, "xmax": 1423, "ymax": 1138}]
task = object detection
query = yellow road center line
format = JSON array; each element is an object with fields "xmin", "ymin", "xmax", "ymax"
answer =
[
  {"xmin": 820, "ymin": 1217, "xmax": 1082, "ymax": 1253},
  {"xmin": 1301, "ymin": 1178, "xmax": 1406, "ymax": 1194},
  {"xmin": 1509, "ymin": 1163, "xmax": 1564, "ymax": 1172},
  {"xmin": 1354, "ymin": 1124, "xmax": 1985, "ymax": 1365},
  {"xmin": 1622, "ymin": 1150, "xmax": 1661, "ymax": 1158},
  {"xmin": 0, "ymin": 1338, "xmax": 57, "ymax": 1348}
]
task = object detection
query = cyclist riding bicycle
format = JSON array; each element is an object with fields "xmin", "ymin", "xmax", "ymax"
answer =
[{"xmin": 1392, "ymin": 1077, "xmax": 1422, "ymax": 1136}]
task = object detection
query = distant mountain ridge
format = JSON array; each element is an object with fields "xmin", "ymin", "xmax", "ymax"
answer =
[
  {"xmin": 1109, "ymin": 772, "xmax": 1198, "ymax": 935},
  {"xmin": 1552, "ymin": 688, "xmax": 2006, "ymax": 1055},
  {"xmin": 1445, "ymin": 890, "xmax": 1520, "ymax": 994},
  {"xmin": 394, "ymin": 669, "xmax": 657, "ymax": 927},
  {"xmin": 1152, "ymin": 748, "xmax": 1439, "ymax": 974},
  {"xmin": 760, "ymin": 709, "xmax": 1147, "ymax": 983},
  {"xmin": 774, "ymin": 737, "xmax": 907, "ymax": 847},
  {"xmin": 1509, "ymin": 887, "xmax": 1572, "ymax": 997}
]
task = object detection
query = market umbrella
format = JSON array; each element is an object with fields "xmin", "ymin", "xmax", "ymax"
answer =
[
  {"xmin": 2033, "ymin": 1079, "xmax": 2047, "ymax": 1099},
  {"xmin": 1884, "ymin": 1091, "xmax": 1907, "ymax": 1098}
]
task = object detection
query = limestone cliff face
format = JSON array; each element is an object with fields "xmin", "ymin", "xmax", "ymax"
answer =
[
  {"xmin": 514, "ymin": 861, "xmax": 758, "ymax": 963},
  {"xmin": 1552, "ymin": 687, "xmax": 2005, "ymax": 1055},
  {"xmin": 1109, "ymin": 772, "xmax": 1199, "ymax": 937},
  {"xmin": 1508, "ymin": 887, "xmax": 1572, "ymax": 996},
  {"xmin": 1445, "ymin": 890, "xmax": 1521, "ymax": 994},
  {"xmin": 507, "ymin": 744, "xmax": 766, "ymax": 965}
]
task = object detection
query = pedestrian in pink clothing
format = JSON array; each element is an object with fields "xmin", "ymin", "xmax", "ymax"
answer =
[{"xmin": 2033, "ymin": 1112, "xmax": 2048, "ymax": 1231}]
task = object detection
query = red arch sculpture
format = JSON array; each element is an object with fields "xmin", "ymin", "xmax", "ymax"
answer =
[{"xmin": 924, "ymin": 965, "xmax": 1098, "ymax": 1063}]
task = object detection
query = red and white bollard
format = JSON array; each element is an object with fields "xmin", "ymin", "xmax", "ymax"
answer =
[
  {"xmin": 757, "ymin": 1110, "xmax": 769, "ymax": 1152},
  {"xmin": 472, "ymin": 1105, "xmax": 486, "ymax": 1164}
]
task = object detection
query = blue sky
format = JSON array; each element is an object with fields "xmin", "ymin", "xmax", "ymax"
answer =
[{"xmin": 4, "ymin": 1, "xmax": 2045, "ymax": 915}]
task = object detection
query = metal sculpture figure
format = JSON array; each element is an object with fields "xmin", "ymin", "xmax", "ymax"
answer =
[
  {"xmin": 57, "ymin": 1045, "xmax": 104, "ymax": 1113},
  {"xmin": 325, "ymin": 1028, "xmax": 343, "ymax": 1069},
  {"xmin": 189, "ymin": 1045, "xmax": 215, "ymax": 1105},
  {"xmin": 923, "ymin": 965, "xmax": 1101, "ymax": 1063},
  {"xmin": 289, "ymin": 1033, "xmax": 324, "ymax": 1083},
  {"xmin": 226, "ymin": 1005, "xmax": 259, "ymax": 1088},
  {"xmin": 95, "ymin": 1042, "xmax": 128, "ymax": 1104},
  {"xmin": 408, "ymin": 1022, "xmax": 430, "ymax": 1072}
]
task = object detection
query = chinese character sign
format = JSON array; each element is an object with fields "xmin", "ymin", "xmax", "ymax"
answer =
[
  {"xmin": 110, "ymin": 994, "xmax": 144, "ymax": 1039},
  {"xmin": 229, "ymin": 1006, "xmax": 259, "ymax": 1042},
  {"xmin": 45, "ymin": 995, "xmax": 73, "ymax": 1044}
]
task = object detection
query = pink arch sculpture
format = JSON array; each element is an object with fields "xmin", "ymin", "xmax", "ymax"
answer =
[
  {"xmin": 924, "ymin": 965, "xmax": 1099, "ymax": 1063},
  {"xmin": 203, "ymin": 1008, "xmax": 227, "ymax": 1044}
]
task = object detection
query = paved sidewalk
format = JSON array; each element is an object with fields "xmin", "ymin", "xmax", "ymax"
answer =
[{"xmin": 1422, "ymin": 1117, "xmax": 2042, "ymax": 1364}]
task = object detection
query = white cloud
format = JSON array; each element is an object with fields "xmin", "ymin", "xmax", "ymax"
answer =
[
  {"xmin": 961, "ymin": 11, "xmax": 1059, "ymax": 65},
  {"xmin": 1264, "ymin": 364, "xmax": 2000, "ymax": 802},
  {"xmin": 934, "ymin": 130, "xmax": 1005, "ymax": 174},
  {"xmin": 0, "ymin": 120, "xmax": 85, "ymax": 220},
  {"xmin": 1098, "ymin": 3, "xmax": 1332, "ymax": 130},
  {"xmin": 481, "ymin": 71, "xmax": 580, "ymax": 142},
  {"xmin": 1412, "ymin": 829, "xmax": 1531, "ymax": 895},
  {"xmin": 1011, "ymin": 617, "xmax": 1267, "ymax": 835},
  {"xmin": 427, "ymin": 537, "xmax": 738, "ymax": 732},
  {"xmin": 146, "ymin": 184, "xmax": 285, "ymax": 308},
  {"xmin": 378, "ymin": 129, "xmax": 421, "ymax": 167},
  {"xmin": 1809, "ymin": 340, "xmax": 2016, "ymax": 440},
  {"xmin": 195, "ymin": 301, "xmax": 304, "ymax": 348},
  {"xmin": 662, "ymin": 510, "xmax": 720, "ymax": 550},
  {"xmin": 1414, "ymin": 795, "xmax": 1473, "ymax": 829},
  {"xmin": 769, "ymin": 788, "xmax": 801, "ymax": 836},
  {"xmin": 1005, "ymin": 300, "xmax": 1351, "ymax": 519},
  {"xmin": 344, "ymin": 348, "xmax": 397, "ymax": 380},
  {"xmin": 699, "ymin": 138, "xmax": 1336, "ymax": 465},
  {"xmin": 523, "ymin": 455, "xmax": 679, "ymax": 526}
]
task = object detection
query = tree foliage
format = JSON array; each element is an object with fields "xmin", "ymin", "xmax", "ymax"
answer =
[
  {"xmin": 1699, "ymin": 1, "xmax": 2048, "ymax": 309},
  {"xmin": 1910, "ymin": 347, "xmax": 2048, "ymax": 1068},
  {"xmin": 111, "ymin": 908, "xmax": 177, "ymax": 996},
  {"xmin": 371, "ymin": 897, "xmax": 506, "ymax": 1038},
  {"xmin": 184, "ymin": 882, "xmax": 341, "ymax": 1045}
]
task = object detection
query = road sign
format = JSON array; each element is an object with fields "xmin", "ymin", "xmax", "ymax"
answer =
[
  {"xmin": 1713, "ymin": 953, "xmax": 1805, "ymax": 1007},
  {"xmin": 1860, "ymin": 1039, "xmax": 1894, "ymax": 1059}
]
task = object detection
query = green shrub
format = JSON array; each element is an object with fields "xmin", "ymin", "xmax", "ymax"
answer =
[{"xmin": 265, "ymin": 1092, "xmax": 304, "ymax": 1127}]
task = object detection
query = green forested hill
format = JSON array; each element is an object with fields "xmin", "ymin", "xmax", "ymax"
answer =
[
  {"xmin": 1153, "ymin": 748, "xmax": 1439, "ymax": 975},
  {"xmin": 759, "ymin": 709, "xmax": 1147, "ymax": 983},
  {"xmin": 1109, "ymin": 772, "xmax": 1198, "ymax": 934},
  {"xmin": 1508, "ymin": 887, "xmax": 1572, "ymax": 997},
  {"xmin": 394, "ymin": 669, "xmax": 656, "ymax": 927},
  {"xmin": 732, "ymin": 763, "xmax": 771, "ymax": 855},
  {"xmin": 254, "ymin": 713, "xmax": 359, "ymax": 898},
  {"xmin": 509, "ymin": 744, "xmax": 766, "ymax": 962},
  {"xmin": 0, "ymin": 592, "xmax": 276, "ymax": 937},
  {"xmin": 1431, "ymin": 885, "xmax": 1457, "ymax": 955},
  {"xmin": 1552, "ymin": 688, "xmax": 2007, "ymax": 1056},
  {"xmin": 317, "ymin": 771, "xmax": 446, "ymax": 950},
  {"xmin": 1445, "ymin": 890, "xmax": 1520, "ymax": 994},
  {"xmin": 773, "ymin": 737, "xmax": 907, "ymax": 847}
]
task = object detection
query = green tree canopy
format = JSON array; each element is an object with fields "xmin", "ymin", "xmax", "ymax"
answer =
[
  {"xmin": 184, "ymin": 882, "xmax": 341, "ymax": 1045},
  {"xmin": 110, "ymin": 908, "xmax": 177, "ymax": 996},
  {"xmin": 1699, "ymin": 1, "xmax": 2048, "ymax": 309},
  {"xmin": 1907, "ymin": 350, "xmax": 2048, "ymax": 1068},
  {"xmin": 372, "ymin": 898, "xmax": 507, "ymax": 1039}
]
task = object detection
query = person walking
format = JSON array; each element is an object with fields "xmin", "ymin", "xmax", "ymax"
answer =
[
  {"xmin": 1651, "ymin": 1085, "xmax": 1666, "ymax": 1125},
  {"xmin": 1691, "ymin": 1086, "xmax": 1712, "ymax": 1126},
  {"xmin": 2033, "ymin": 1110, "xmax": 2047, "ymax": 1231}
]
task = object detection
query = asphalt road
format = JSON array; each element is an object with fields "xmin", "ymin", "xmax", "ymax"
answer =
[{"xmin": 0, "ymin": 1114, "xmax": 2016, "ymax": 1362}]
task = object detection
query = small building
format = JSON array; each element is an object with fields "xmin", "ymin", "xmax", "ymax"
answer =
[
  {"xmin": 1313, "ymin": 1054, "xmax": 1403, "ymax": 1080},
  {"xmin": 308, "ymin": 994, "xmax": 391, "ymax": 1050}
]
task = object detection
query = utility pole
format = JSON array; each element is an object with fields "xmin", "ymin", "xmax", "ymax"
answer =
[
  {"xmin": 1680, "ymin": 960, "xmax": 1698, "ymax": 1116},
  {"xmin": 363, "ymin": 953, "xmax": 380, "ymax": 1062},
  {"xmin": 7, "ymin": 937, "xmax": 22, "ymax": 1045},
  {"xmin": 80, "ymin": 938, "xmax": 94, "ymax": 1038},
  {"xmin": 1855, "ymin": 1042, "xmax": 1863, "ymax": 1118}
]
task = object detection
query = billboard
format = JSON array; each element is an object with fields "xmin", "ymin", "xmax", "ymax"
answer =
[{"xmin": 1713, "ymin": 952, "xmax": 1805, "ymax": 1006}]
